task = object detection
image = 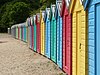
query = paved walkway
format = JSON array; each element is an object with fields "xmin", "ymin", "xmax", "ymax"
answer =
[{"xmin": 0, "ymin": 33, "xmax": 66, "ymax": 75}]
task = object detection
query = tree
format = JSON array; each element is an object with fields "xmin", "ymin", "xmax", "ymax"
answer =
[
  {"xmin": 0, "ymin": 0, "xmax": 55, "ymax": 32},
  {"xmin": 0, "ymin": 2, "xmax": 30, "ymax": 32}
]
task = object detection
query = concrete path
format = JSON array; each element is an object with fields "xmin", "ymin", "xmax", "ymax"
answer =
[{"xmin": 0, "ymin": 33, "xmax": 66, "ymax": 75}]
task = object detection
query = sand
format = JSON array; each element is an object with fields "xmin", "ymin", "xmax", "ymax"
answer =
[{"xmin": 0, "ymin": 33, "xmax": 66, "ymax": 75}]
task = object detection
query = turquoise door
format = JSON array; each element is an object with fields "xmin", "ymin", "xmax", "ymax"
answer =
[
  {"xmin": 30, "ymin": 26, "xmax": 32, "ymax": 48},
  {"xmin": 51, "ymin": 18, "xmax": 57, "ymax": 63},
  {"xmin": 34, "ymin": 25, "xmax": 36, "ymax": 51},
  {"xmin": 96, "ymin": 3, "xmax": 100, "ymax": 75}
]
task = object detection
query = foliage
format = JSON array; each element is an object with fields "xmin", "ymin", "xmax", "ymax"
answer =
[
  {"xmin": 0, "ymin": 0, "xmax": 55, "ymax": 32},
  {"xmin": 1, "ymin": 2, "xmax": 29, "ymax": 24}
]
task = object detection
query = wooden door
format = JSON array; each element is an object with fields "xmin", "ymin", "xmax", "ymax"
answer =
[
  {"xmin": 63, "ymin": 14, "xmax": 66, "ymax": 71},
  {"xmin": 76, "ymin": 11, "xmax": 81, "ymax": 75},
  {"xmin": 34, "ymin": 25, "xmax": 36, "ymax": 51},
  {"xmin": 65, "ymin": 14, "xmax": 72, "ymax": 75},
  {"xmin": 29, "ymin": 26, "xmax": 32, "ymax": 48},
  {"xmin": 32, "ymin": 26, "xmax": 34, "ymax": 49},
  {"xmin": 45, "ymin": 20, "xmax": 50, "ymax": 58},
  {"xmin": 22, "ymin": 27, "xmax": 23, "ymax": 40},
  {"xmin": 45, "ymin": 20, "xmax": 48, "ymax": 56},
  {"xmin": 41, "ymin": 22, "xmax": 43, "ymax": 54},
  {"xmin": 43, "ymin": 22, "xmax": 45, "ymax": 55},
  {"xmin": 16, "ymin": 27, "xmax": 18, "ymax": 39},
  {"xmin": 37, "ymin": 24, "xmax": 40, "ymax": 53},
  {"xmin": 57, "ymin": 16, "xmax": 62, "ymax": 68},
  {"xmin": 20, "ymin": 28, "xmax": 21, "ymax": 40},
  {"xmin": 54, "ymin": 19, "xmax": 57, "ymax": 62},
  {"xmin": 51, "ymin": 19, "xmax": 54, "ymax": 60},
  {"xmin": 47, "ymin": 21, "xmax": 50, "ymax": 58},
  {"xmin": 38, "ymin": 24, "xmax": 41, "ymax": 53},
  {"xmin": 18, "ymin": 27, "xmax": 20, "ymax": 39}
]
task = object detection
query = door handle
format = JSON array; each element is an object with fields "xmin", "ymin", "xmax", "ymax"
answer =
[{"xmin": 79, "ymin": 43, "xmax": 81, "ymax": 49}]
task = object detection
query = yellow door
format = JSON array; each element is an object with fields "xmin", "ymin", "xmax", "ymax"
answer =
[
  {"xmin": 41, "ymin": 20, "xmax": 45, "ymax": 55},
  {"xmin": 72, "ymin": 10, "xmax": 87, "ymax": 75},
  {"xmin": 76, "ymin": 11, "xmax": 81, "ymax": 75},
  {"xmin": 72, "ymin": 12, "xmax": 76, "ymax": 75},
  {"xmin": 42, "ymin": 22, "xmax": 45, "ymax": 55},
  {"xmin": 41, "ymin": 21, "xmax": 43, "ymax": 54}
]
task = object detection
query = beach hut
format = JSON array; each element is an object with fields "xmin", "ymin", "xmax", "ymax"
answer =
[
  {"xmin": 28, "ymin": 18, "xmax": 31, "ymax": 48},
  {"xmin": 21, "ymin": 25, "xmax": 23, "ymax": 40},
  {"xmin": 30, "ymin": 17, "xmax": 34, "ymax": 50},
  {"xmin": 45, "ymin": 8, "xmax": 51, "ymax": 58},
  {"xmin": 61, "ymin": 0, "xmax": 72, "ymax": 74},
  {"xmin": 26, "ymin": 22, "xmax": 28, "ymax": 43},
  {"xmin": 26, "ymin": 18, "xmax": 31, "ymax": 48},
  {"xmin": 20, "ymin": 24, "xmax": 23, "ymax": 41},
  {"xmin": 27, "ymin": 18, "xmax": 32, "ymax": 48},
  {"xmin": 50, "ymin": 4, "xmax": 57, "ymax": 63},
  {"xmin": 14, "ymin": 25, "xmax": 17, "ymax": 38},
  {"xmin": 22, "ymin": 23, "xmax": 27, "ymax": 42},
  {"xmin": 23, "ymin": 24, "xmax": 26, "ymax": 42},
  {"xmin": 18, "ymin": 24, "xmax": 22, "ymax": 40},
  {"xmin": 55, "ymin": 0, "xmax": 63, "ymax": 69},
  {"xmin": 40, "ymin": 10, "xmax": 45, "ymax": 55},
  {"xmin": 11, "ymin": 25, "xmax": 16, "ymax": 38},
  {"xmin": 33, "ymin": 15, "xmax": 37, "ymax": 52},
  {"xmin": 16, "ymin": 24, "xmax": 18, "ymax": 39},
  {"xmin": 18, "ymin": 24, "xmax": 20, "ymax": 40},
  {"xmin": 19, "ymin": 24, "xmax": 22, "ymax": 40},
  {"xmin": 70, "ymin": 0, "xmax": 88, "ymax": 75},
  {"xmin": 11, "ymin": 26, "xmax": 13, "ymax": 37},
  {"xmin": 83, "ymin": 0, "xmax": 100, "ymax": 75},
  {"xmin": 36, "ymin": 13, "xmax": 41, "ymax": 53},
  {"xmin": 22, "ymin": 24, "xmax": 24, "ymax": 41},
  {"xmin": 18, "ymin": 24, "xmax": 21, "ymax": 40}
]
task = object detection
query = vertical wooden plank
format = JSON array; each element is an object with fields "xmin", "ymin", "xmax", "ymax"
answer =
[
  {"xmin": 96, "ymin": 4, "xmax": 100, "ymax": 75},
  {"xmin": 72, "ymin": 12, "xmax": 77, "ymax": 75}
]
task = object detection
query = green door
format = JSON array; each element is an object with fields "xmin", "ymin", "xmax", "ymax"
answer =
[{"xmin": 51, "ymin": 17, "xmax": 56, "ymax": 63}]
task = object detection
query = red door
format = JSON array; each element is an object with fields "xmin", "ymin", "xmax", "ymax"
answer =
[
  {"xmin": 39, "ymin": 24, "xmax": 41, "ymax": 53},
  {"xmin": 36, "ymin": 24, "xmax": 38, "ymax": 52},
  {"xmin": 36, "ymin": 23, "xmax": 41, "ymax": 53},
  {"xmin": 63, "ymin": 10, "xmax": 72, "ymax": 75}
]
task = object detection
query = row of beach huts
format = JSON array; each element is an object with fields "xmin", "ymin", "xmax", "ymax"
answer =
[{"xmin": 10, "ymin": 0, "xmax": 100, "ymax": 75}]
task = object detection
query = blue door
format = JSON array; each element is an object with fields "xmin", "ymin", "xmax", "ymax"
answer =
[
  {"xmin": 48, "ymin": 21, "xmax": 51, "ymax": 58},
  {"xmin": 23, "ymin": 27, "xmax": 24, "ymax": 41},
  {"xmin": 45, "ymin": 20, "xmax": 50, "ymax": 58},
  {"xmin": 23, "ymin": 27, "xmax": 25, "ymax": 41},
  {"xmin": 45, "ymin": 20, "xmax": 48, "ymax": 57},
  {"xmin": 57, "ymin": 16, "xmax": 62, "ymax": 69},
  {"xmin": 96, "ymin": 3, "xmax": 100, "ymax": 75}
]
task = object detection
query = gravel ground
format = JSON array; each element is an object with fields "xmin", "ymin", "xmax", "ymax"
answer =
[{"xmin": 0, "ymin": 33, "xmax": 66, "ymax": 75}]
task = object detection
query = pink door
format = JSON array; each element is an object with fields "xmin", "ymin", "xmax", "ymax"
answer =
[
  {"xmin": 63, "ymin": 8, "xmax": 72, "ymax": 75},
  {"xmin": 36, "ymin": 23, "xmax": 41, "ymax": 53}
]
